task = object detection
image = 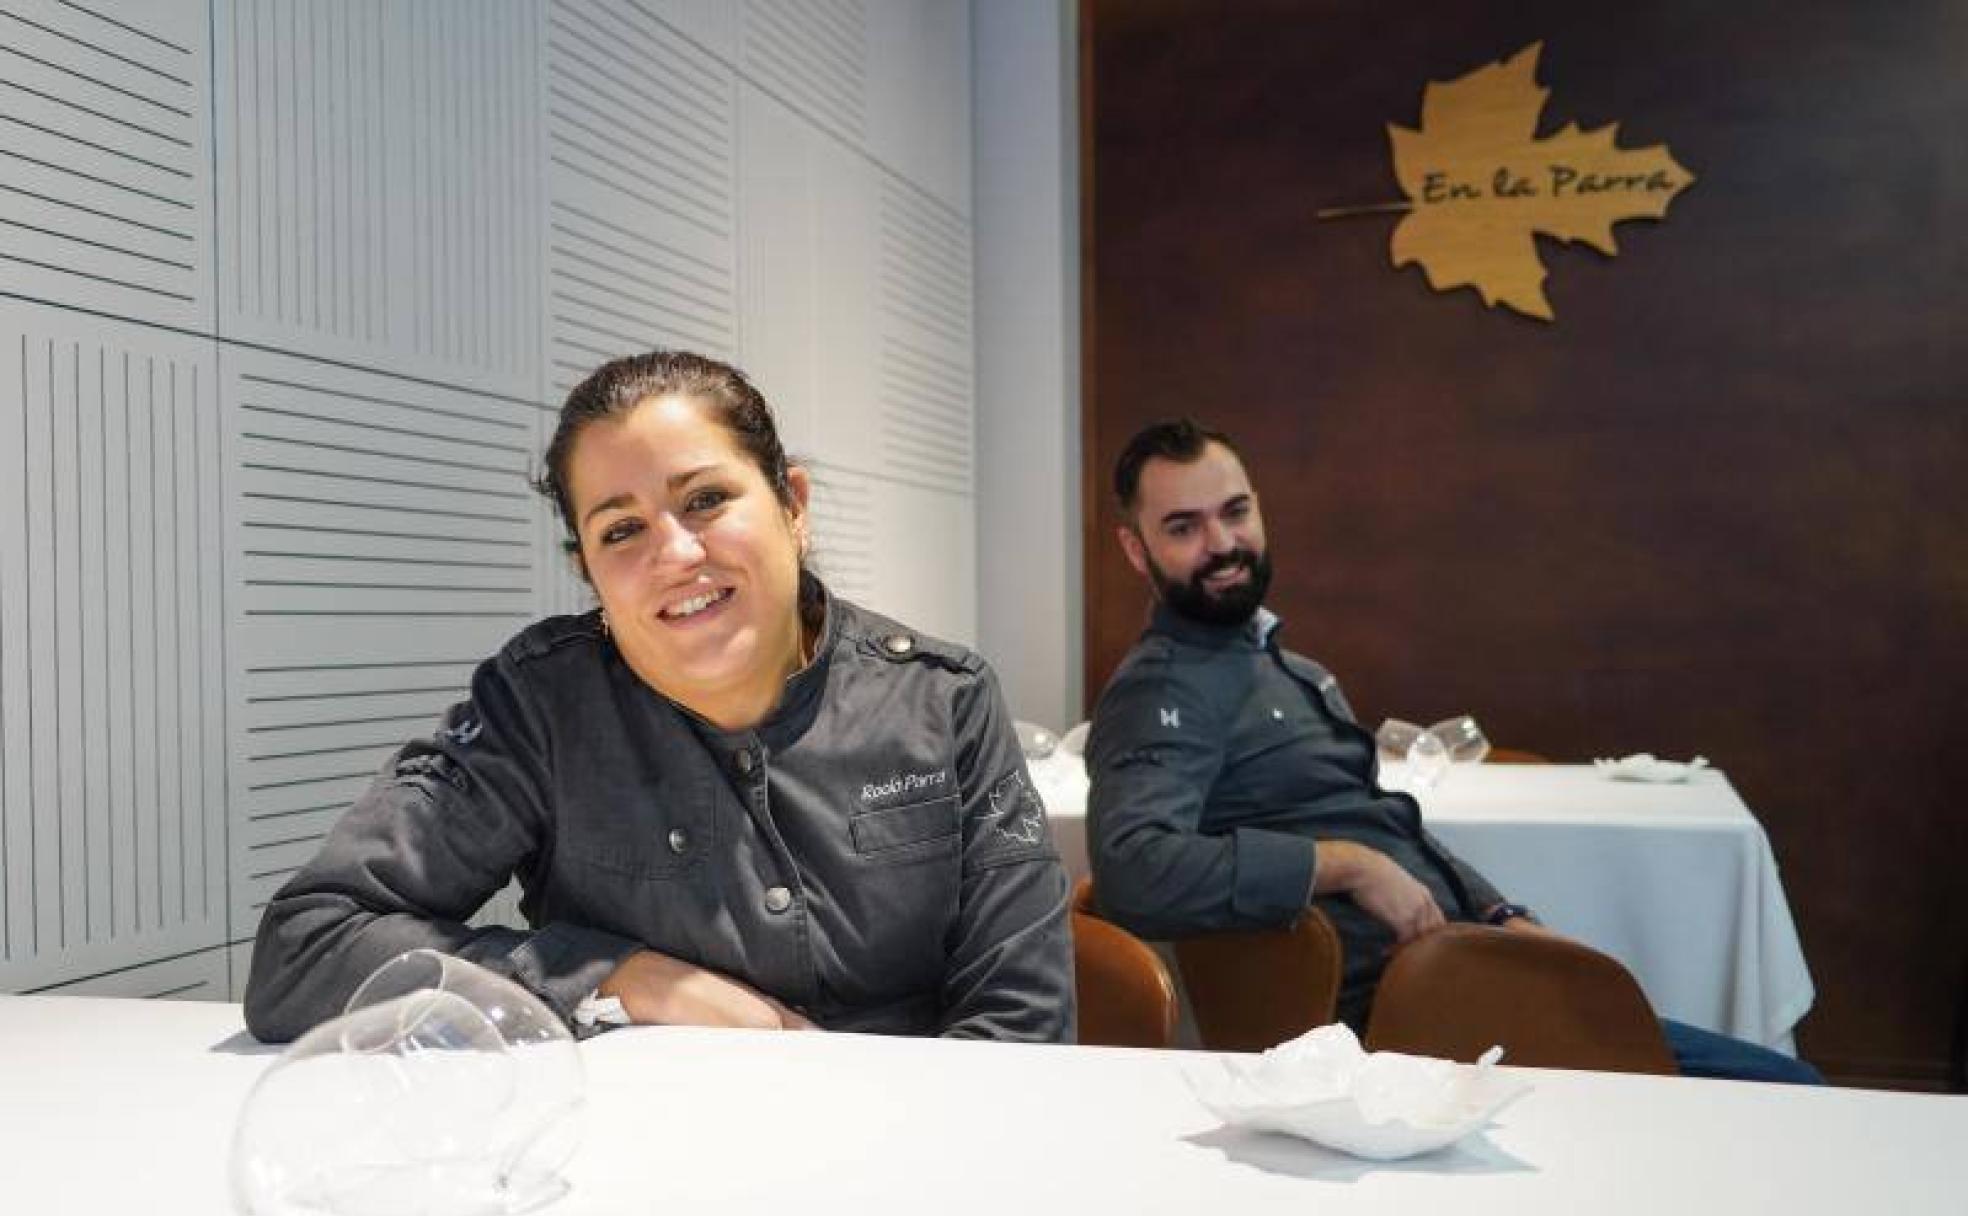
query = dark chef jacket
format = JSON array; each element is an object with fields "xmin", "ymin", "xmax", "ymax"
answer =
[
  {"xmin": 244, "ymin": 581, "xmax": 1075, "ymax": 1044},
  {"xmin": 1086, "ymin": 602, "xmax": 1505, "ymax": 1028}
]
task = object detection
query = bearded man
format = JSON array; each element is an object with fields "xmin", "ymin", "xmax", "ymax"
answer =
[{"xmin": 1084, "ymin": 419, "xmax": 1819, "ymax": 1083}]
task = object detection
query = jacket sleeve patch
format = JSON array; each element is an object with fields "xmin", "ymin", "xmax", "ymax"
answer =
[{"xmin": 986, "ymin": 770, "xmax": 1046, "ymax": 846}]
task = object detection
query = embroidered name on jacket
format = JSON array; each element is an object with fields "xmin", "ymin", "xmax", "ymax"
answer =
[{"xmin": 860, "ymin": 770, "xmax": 950, "ymax": 803}]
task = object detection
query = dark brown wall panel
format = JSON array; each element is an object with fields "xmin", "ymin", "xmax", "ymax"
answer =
[{"xmin": 1085, "ymin": 0, "xmax": 1967, "ymax": 1086}]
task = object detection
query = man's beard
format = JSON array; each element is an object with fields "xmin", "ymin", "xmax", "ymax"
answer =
[{"xmin": 1148, "ymin": 545, "xmax": 1273, "ymax": 626}]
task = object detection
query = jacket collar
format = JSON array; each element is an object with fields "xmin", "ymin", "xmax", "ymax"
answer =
[
  {"xmin": 1148, "ymin": 599, "xmax": 1280, "ymax": 650},
  {"xmin": 772, "ymin": 571, "xmax": 838, "ymax": 731}
]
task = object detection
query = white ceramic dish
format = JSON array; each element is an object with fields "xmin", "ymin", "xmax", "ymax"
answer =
[{"xmin": 1190, "ymin": 1025, "xmax": 1531, "ymax": 1161}]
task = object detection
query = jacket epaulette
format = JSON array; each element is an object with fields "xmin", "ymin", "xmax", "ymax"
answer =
[
  {"xmin": 501, "ymin": 611, "xmax": 604, "ymax": 665},
  {"xmin": 1104, "ymin": 632, "xmax": 1175, "ymax": 686},
  {"xmin": 840, "ymin": 602, "xmax": 982, "ymax": 675}
]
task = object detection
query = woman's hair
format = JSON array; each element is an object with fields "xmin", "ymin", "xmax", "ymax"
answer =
[{"xmin": 533, "ymin": 350, "xmax": 798, "ymax": 565}]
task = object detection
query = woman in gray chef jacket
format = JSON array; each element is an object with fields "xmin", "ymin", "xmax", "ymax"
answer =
[{"xmin": 244, "ymin": 351, "xmax": 1074, "ymax": 1043}]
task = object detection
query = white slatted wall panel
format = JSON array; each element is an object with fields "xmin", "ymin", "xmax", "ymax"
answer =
[
  {"xmin": 0, "ymin": 0, "xmax": 213, "ymax": 329},
  {"xmin": 222, "ymin": 349, "xmax": 540, "ymax": 936},
  {"xmin": 1, "ymin": 0, "xmax": 983, "ymax": 997},
  {"xmin": 742, "ymin": 0, "xmax": 865, "ymax": 146},
  {"xmin": 532, "ymin": 400, "xmax": 591, "ymax": 620},
  {"xmin": 868, "ymin": 169, "xmax": 978, "ymax": 638},
  {"xmin": 29, "ymin": 944, "xmax": 229, "ymax": 998},
  {"xmin": 804, "ymin": 461, "xmax": 877, "ymax": 606},
  {"xmin": 543, "ymin": 0, "xmax": 739, "ymax": 400},
  {"xmin": 877, "ymin": 180, "xmax": 973, "ymax": 492},
  {"xmin": 215, "ymin": 0, "xmax": 542, "ymax": 397},
  {"xmin": 865, "ymin": 0, "xmax": 970, "ymax": 212},
  {"xmin": 636, "ymin": 0, "xmax": 736, "ymax": 60},
  {"xmin": 736, "ymin": 67, "xmax": 975, "ymax": 641},
  {"xmin": 738, "ymin": 82, "xmax": 875, "ymax": 450},
  {"xmin": 0, "ymin": 304, "xmax": 225, "ymax": 992}
]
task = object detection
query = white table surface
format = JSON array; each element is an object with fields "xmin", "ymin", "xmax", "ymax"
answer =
[
  {"xmin": 1034, "ymin": 757, "xmax": 1814, "ymax": 1051},
  {"xmin": 4, "ymin": 995, "xmax": 1964, "ymax": 1216}
]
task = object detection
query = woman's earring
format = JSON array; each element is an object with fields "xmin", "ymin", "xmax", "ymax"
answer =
[{"xmin": 599, "ymin": 610, "xmax": 612, "ymax": 638}]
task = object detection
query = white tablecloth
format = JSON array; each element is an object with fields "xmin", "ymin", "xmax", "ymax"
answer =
[
  {"xmin": 4, "ymin": 996, "xmax": 1962, "ymax": 1216},
  {"xmin": 1034, "ymin": 756, "xmax": 1815, "ymax": 1051}
]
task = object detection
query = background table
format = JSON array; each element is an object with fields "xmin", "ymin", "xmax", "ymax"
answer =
[
  {"xmin": 4, "ymin": 995, "xmax": 1962, "ymax": 1215},
  {"xmin": 1034, "ymin": 757, "xmax": 1814, "ymax": 1051}
]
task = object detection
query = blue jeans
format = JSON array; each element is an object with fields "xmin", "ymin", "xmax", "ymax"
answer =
[{"xmin": 1661, "ymin": 1019, "xmax": 1824, "ymax": 1084}]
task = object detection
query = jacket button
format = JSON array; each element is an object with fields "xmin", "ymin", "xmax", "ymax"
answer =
[
  {"xmin": 882, "ymin": 633, "xmax": 914, "ymax": 655},
  {"xmin": 735, "ymin": 748, "xmax": 756, "ymax": 774},
  {"xmin": 667, "ymin": 828, "xmax": 689, "ymax": 854},
  {"xmin": 763, "ymin": 886, "xmax": 793, "ymax": 914}
]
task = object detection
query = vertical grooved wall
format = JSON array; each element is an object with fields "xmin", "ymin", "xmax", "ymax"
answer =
[{"xmin": 1, "ymin": 0, "xmax": 980, "ymax": 1000}]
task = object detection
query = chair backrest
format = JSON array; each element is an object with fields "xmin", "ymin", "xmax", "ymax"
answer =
[
  {"xmin": 1173, "ymin": 912, "xmax": 1343, "ymax": 1053},
  {"xmin": 1072, "ymin": 876, "xmax": 1342, "ymax": 1053},
  {"xmin": 1365, "ymin": 924, "xmax": 1677, "ymax": 1075},
  {"xmin": 1484, "ymin": 747, "xmax": 1551, "ymax": 764},
  {"xmin": 1068, "ymin": 887, "xmax": 1178, "ymax": 1049}
]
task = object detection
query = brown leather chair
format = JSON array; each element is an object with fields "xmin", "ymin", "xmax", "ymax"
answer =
[
  {"xmin": 1175, "ymin": 912, "xmax": 1345, "ymax": 1053},
  {"xmin": 1484, "ymin": 747, "xmax": 1551, "ymax": 763},
  {"xmin": 1072, "ymin": 878, "xmax": 1343, "ymax": 1053},
  {"xmin": 1070, "ymin": 899, "xmax": 1179, "ymax": 1049},
  {"xmin": 1365, "ymin": 923, "xmax": 1677, "ymax": 1075}
]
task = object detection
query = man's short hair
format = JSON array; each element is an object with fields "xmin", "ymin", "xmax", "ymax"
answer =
[{"xmin": 1112, "ymin": 419, "xmax": 1241, "ymax": 518}]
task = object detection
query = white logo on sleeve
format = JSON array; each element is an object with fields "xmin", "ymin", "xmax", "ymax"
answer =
[
  {"xmin": 987, "ymin": 772, "xmax": 1046, "ymax": 846},
  {"xmin": 1160, "ymin": 708, "xmax": 1180, "ymax": 728},
  {"xmin": 438, "ymin": 714, "xmax": 482, "ymax": 746}
]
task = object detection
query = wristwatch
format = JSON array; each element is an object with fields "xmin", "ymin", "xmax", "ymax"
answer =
[{"xmin": 1483, "ymin": 901, "xmax": 1536, "ymax": 927}]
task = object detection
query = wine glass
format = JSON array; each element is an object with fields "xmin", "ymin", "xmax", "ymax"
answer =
[
  {"xmin": 231, "ymin": 951, "xmax": 583, "ymax": 1216},
  {"xmin": 231, "ymin": 988, "xmax": 517, "ymax": 1216},
  {"xmin": 1013, "ymin": 720, "xmax": 1059, "ymax": 760},
  {"xmin": 1430, "ymin": 715, "xmax": 1491, "ymax": 765},
  {"xmin": 346, "ymin": 950, "xmax": 584, "ymax": 1212},
  {"xmin": 1405, "ymin": 729, "xmax": 1452, "ymax": 790},
  {"xmin": 1375, "ymin": 719, "xmax": 1426, "ymax": 765}
]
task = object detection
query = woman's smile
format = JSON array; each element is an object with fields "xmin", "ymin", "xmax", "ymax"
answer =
[
  {"xmin": 567, "ymin": 392, "xmax": 810, "ymax": 729},
  {"xmin": 658, "ymin": 584, "xmax": 736, "ymax": 623}
]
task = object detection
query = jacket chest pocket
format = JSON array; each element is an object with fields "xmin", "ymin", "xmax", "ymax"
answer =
[
  {"xmin": 849, "ymin": 794, "xmax": 960, "ymax": 865},
  {"xmin": 560, "ymin": 773, "xmax": 718, "ymax": 880},
  {"xmin": 1222, "ymin": 701, "xmax": 1334, "ymax": 806},
  {"xmin": 1226, "ymin": 697, "xmax": 1321, "ymax": 763}
]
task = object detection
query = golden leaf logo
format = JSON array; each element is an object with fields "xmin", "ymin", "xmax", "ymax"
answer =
[{"xmin": 1385, "ymin": 43, "xmax": 1696, "ymax": 320}]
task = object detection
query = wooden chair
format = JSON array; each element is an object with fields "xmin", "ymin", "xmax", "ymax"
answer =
[
  {"xmin": 1070, "ymin": 899, "xmax": 1179, "ymax": 1049},
  {"xmin": 1072, "ymin": 878, "xmax": 1343, "ymax": 1053},
  {"xmin": 1484, "ymin": 747, "xmax": 1551, "ymax": 763},
  {"xmin": 1365, "ymin": 923, "xmax": 1677, "ymax": 1075},
  {"xmin": 1175, "ymin": 913, "xmax": 1345, "ymax": 1053}
]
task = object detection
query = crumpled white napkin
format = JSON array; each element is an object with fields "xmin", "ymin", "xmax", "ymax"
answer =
[
  {"xmin": 1593, "ymin": 752, "xmax": 1710, "ymax": 782},
  {"xmin": 1189, "ymin": 1024, "xmax": 1529, "ymax": 1161}
]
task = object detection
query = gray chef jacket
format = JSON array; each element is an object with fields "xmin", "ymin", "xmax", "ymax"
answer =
[
  {"xmin": 1086, "ymin": 602, "xmax": 1505, "ymax": 1027},
  {"xmin": 244, "ymin": 582, "xmax": 1075, "ymax": 1044}
]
